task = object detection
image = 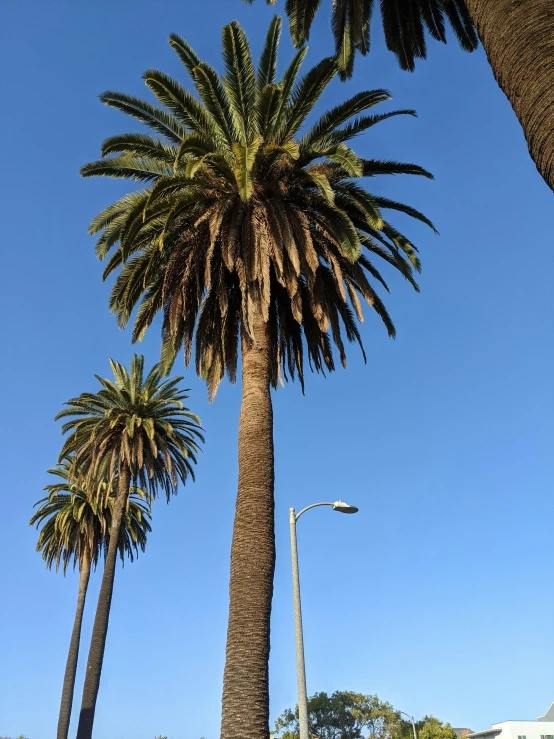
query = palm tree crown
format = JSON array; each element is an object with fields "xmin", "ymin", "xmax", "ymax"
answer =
[
  {"xmin": 30, "ymin": 458, "xmax": 152, "ymax": 573},
  {"xmin": 82, "ymin": 17, "xmax": 435, "ymax": 398},
  {"xmin": 55, "ymin": 354, "xmax": 203, "ymax": 496},
  {"xmin": 245, "ymin": 1, "xmax": 478, "ymax": 77}
]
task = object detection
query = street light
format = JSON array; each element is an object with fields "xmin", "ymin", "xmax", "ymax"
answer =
[
  {"xmin": 289, "ymin": 500, "xmax": 359, "ymax": 739},
  {"xmin": 399, "ymin": 711, "xmax": 418, "ymax": 739}
]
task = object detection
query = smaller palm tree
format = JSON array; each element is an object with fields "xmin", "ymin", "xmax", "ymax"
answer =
[
  {"xmin": 30, "ymin": 458, "xmax": 151, "ymax": 739},
  {"xmin": 55, "ymin": 354, "xmax": 203, "ymax": 739}
]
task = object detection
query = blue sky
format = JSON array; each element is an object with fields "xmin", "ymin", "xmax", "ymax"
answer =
[{"xmin": 1, "ymin": 1, "xmax": 553, "ymax": 738}]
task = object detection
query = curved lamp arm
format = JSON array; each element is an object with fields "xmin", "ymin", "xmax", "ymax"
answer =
[
  {"xmin": 294, "ymin": 502, "xmax": 334, "ymax": 521},
  {"xmin": 294, "ymin": 500, "xmax": 358, "ymax": 521},
  {"xmin": 399, "ymin": 711, "xmax": 418, "ymax": 739}
]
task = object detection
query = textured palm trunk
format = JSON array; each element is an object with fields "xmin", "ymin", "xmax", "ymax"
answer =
[
  {"xmin": 464, "ymin": 0, "xmax": 554, "ymax": 192},
  {"xmin": 221, "ymin": 313, "xmax": 275, "ymax": 739},
  {"xmin": 75, "ymin": 466, "xmax": 130, "ymax": 739},
  {"xmin": 56, "ymin": 554, "xmax": 91, "ymax": 739}
]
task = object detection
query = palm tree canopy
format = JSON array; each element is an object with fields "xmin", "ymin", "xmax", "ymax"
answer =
[
  {"xmin": 82, "ymin": 18, "xmax": 435, "ymax": 398},
  {"xmin": 55, "ymin": 355, "xmax": 203, "ymax": 497},
  {"xmin": 30, "ymin": 457, "xmax": 152, "ymax": 574},
  {"xmin": 244, "ymin": 1, "xmax": 479, "ymax": 77}
]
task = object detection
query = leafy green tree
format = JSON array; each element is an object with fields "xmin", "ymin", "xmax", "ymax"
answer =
[
  {"xmin": 55, "ymin": 355, "xmax": 203, "ymax": 739},
  {"xmin": 276, "ymin": 694, "xmax": 458, "ymax": 739},
  {"xmin": 417, "ymin": 717, "xmax": 457, "ymax": 739},
  {"xmin": 81, "ymin": 18, "xmax": 434, "ymax": 739},
  {"xmin": 30, "ymin": 457, "xmax": 151, "ymax": 739},
  {"xmin": 245, "ymin": 0, "xmax": 554, "ymax": 195},
  {"xmin": 276, "ymin": 690, "xmax": 402, "ymax": 739}
]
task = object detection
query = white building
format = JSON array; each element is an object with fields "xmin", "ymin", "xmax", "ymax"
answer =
[{"xmin": 468, "ymin": 703, "xmax": 554, "ymax": 739}]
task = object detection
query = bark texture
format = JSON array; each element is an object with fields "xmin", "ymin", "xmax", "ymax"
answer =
[
  {"xmin": 465, "ymin": 0, "xmax": 554, "ymax": 192},
  {"xmin": 76, "ymin": 467, "xmax": 130, "ymax": 739},
  {"xmin": 56, "ymin": 555, "xmax": 91, "ymax": 739},
  {"xmin": 221, "ymin": 314, "xmax": 275, "ymax": 739}
]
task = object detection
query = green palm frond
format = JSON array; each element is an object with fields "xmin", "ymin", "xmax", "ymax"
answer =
[
  {"xmin": 233, "ymin": 137, "xmax": 263, "ymax": 200},
  {"xmin": 222, "ymin": 21, "xmax": 258, "ymax": 144},
  {"xmin": 81, "ymin": 154, "xmax": 172, "ymax": 182},
  {"xmin": 372, "ymin": 195, "xmax": 437, "ymax": 231},
  {"xmin": 143, "ymin": 69, "xmax": 220, "ymax": 140},
  {"xmin": 277, "ymin": 56, "xmax": 337, "ymax": 140},
  {"xmin": 244, "ymin": 0, "xmax": 478, "ymax": 76},
  {"xmin": 331, "ymin": 0, "xmax": 354, "ymax": 80},
  {"xmin": 301, "ymin": 89, "xmax": 391, "ymax": 149},
  {"xmin": 360, "ymin": 158, "xmax": 433, "ymax": 179},
  {"xmin": 285, "ymin": 0, "xmax": 323, "ymax": 46},
  {"xmin": 168, "ymin": 32, "xmax": 202, "ymax": 76},
  {"xmin": 258, "ymin": 15, "xmax": 282, "ymax": 88},
  {"xmin": 99, "ymin": 91, "xmax": 186, "ymax": 142},
  {"xmin": 267, "ymin": 46, "xmax": 308, "ymax": 137},
  {"xmin": 191, "ymin": 63, "xmax": 236, "ymax": 147},
  {"xmin": 100, "ymin": 133, "xmax": 178, "ymax": 162},
  {"xmin": 312, "ymin": 109, "xmax": 418, "ymax": 150}
]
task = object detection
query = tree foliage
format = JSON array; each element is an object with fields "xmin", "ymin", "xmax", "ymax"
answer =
[
  {"xmin": 276, "ymin": 690, "xmax": 402, "ymax": 739},
  {"xmin": 275, "ymin": 692, "xmax": 458, "ymax": 739},
  {"xmin": 418, "ymin": 717, "xmax": 457, "ymax": 739},
  {"xmin": 82, "ymin": 18, "xmax": 435, "ymax": 400},
  {"xmin": 55, "ymin": 354, "xmax": 203, "ymax": 495},
  {"xmin": 243, "ymin": 1, "xmax": 478, "ymax": 78}
]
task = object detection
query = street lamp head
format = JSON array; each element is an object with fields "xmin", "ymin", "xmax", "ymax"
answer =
[{"xmin": 332, "ymin": 500, "xmax": 359, "ymax": 514}]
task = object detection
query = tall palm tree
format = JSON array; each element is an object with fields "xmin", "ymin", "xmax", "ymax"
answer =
[
  {"xmin": 55, "ymin": 355, "xmax": 203, "ymax": 739},
  {"xmin": 80, "ymin": 18, "xmax": 434, "ymax": 738},
  {"xmin": 30, "ymin": 458, "xmax": 151, "ymax": 739},
  {"xmin": 246, "ymin": 0, "xmax": 554, "ymax": 194}
]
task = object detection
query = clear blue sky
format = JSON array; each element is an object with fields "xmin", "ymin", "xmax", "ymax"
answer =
[{"xmin": 1, "ymin": 2, "xmax": 552, "ymax": 738}]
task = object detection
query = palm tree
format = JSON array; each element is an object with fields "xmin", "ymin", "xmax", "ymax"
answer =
[
  {"xmin": 30, "ymin": 458, "xmax": 151, "ymax": 739},
  {"xmin": 246, "ymin": 0, "xmax": 554, "ymax": 194},
  {"xmin": 55, "ymin": 355, "xmax": 203, "ymax": 739},
  {"xmin": 80, "ymin": 18, "xmax": 434, "ymax": 738}
]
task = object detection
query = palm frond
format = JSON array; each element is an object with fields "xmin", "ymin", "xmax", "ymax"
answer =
[
  {"xmin": 285, "ymin": 0, "xmax": 323, "ymax": 46},
  {"xmin": 168, "ymin": 33, "xmax": 202, "ymax": 76},
  {"xmin": 222, "ymin": 21, "xmax": 258, "ymax": 144},
  {"xmin": 278, "ymin": 56, "xmax": 337, "ymax": 140},
  {"xmin": 99, "ymin": 91, "xmax": 186, "ymax": 142},
  {"xmin": 301, "ymin": 89, "xmax": 390, "ymax": 149},
  {"xmin": 258, "ymin": 15, "xmax": 282, "ymax": 88},
  {"xmin": 81, "ymin": 154, "xmax": 171, "ymax": 182},
  {"xmin": 244, "ymin": 0, "xmax": 478, "ymax": 74}
]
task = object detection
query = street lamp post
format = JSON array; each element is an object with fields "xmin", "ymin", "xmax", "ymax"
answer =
[
  {"xmin": 289, "ymin": 500, "xmax": 359, "ymax": 739},
  {"xmin": 399, "ymin": 711, "xmax": 418, "ymax": 739}
]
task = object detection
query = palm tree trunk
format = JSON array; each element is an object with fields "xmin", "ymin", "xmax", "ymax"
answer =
[
  {"xmin": 75, "ymin": 467, "xmax": 130, "ymax": 739},
  {"xmin": 56, "ymin": 554, "xmax": 91, "ymax": 739},
  {"xmin": 221, "ymin": 313, "xmax": 275, "ymax": 739},
  {"xmin": 464, "ymin": 0, "xmax": 554, "ymax": 192}
]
